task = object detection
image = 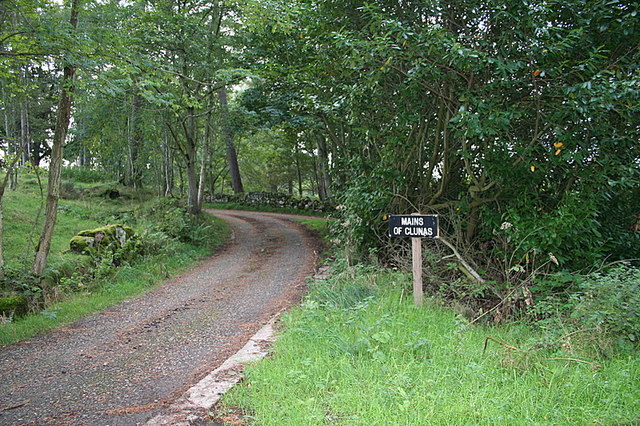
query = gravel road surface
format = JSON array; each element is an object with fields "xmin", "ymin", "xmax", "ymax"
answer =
[{"xmin": 0, "ymin": 210, "xmax": 320, "ymax": 425}]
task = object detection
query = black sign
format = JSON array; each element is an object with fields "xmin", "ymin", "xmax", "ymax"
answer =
[{"xmin": 388, "ymin": 215, "xmax": 438, "ymax": 238}]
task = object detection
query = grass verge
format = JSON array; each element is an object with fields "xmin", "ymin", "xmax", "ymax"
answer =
[
  {"xmin": 215, "ymin": 263, "xmax": 640, "ymax": 425},
  {"xmin": 295, "ymin": 218, "xmax": 331, "ymax": 242}
]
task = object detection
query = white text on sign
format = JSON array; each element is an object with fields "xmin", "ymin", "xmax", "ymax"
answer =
[{"xmin": 388, "ymin": 215, "xmax": 439, "ymax": 238}]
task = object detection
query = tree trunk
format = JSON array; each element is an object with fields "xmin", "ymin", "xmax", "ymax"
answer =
[
  {"xmin": 197, "ymin": 110, "xmax": 215, "ymax": 209},
  {"xmin": 197, "ymin": 158, "xmax": 206, "ymax": 209},
  {"xmin": 218, "ymin": 87, "xmax": 243, "ymax": 194},
  {"xmin": 294, "ymin": 142, "xmax": 303, "ymax": 196},
  {"xmin": 316, "ymin": 134, "xmax": 331, "ymax": 200},
  {"xmin": 186, "ymin": 147, "xmax": 199, "ymax": 214},
  {"xmin": 2, "ymin": 84, "xmax": 18, "ymax": 190},
  {"xmin": 1, "ymin": 81, "xmax": 13, "ymax": 146},
  {"xmin": 126, "ymin": 92, "xmax": 144, "ymax": 189},
  {"xmin": 19, "ymin": 100, "xmax": 29, "ymax": 167},
  {"xmin": 8, "ymin": 164, "xmax": 17, "ymax": 191},
  {"xmin": 197, "ymin": 139, "xmax": 208, "ymax": 210},
  {"xmin": 19, "ymin": 66, "xmax": 32, "ymax": 169},
  {"xmin": 225, "ymin": 141, "xmax": 243, "ymax": 194},
  {"xmin": 177, "ymin": 162, "xmax": 184, "ymax": 196},
  {"xmin": 0, "ymin": 200, "xmax": 4, "ymax": 281},
  {"xmin": 32, "ymin": 0, "xmax": 81, "ymax": 276},
  {"xmin": 162, "ymin": 126, "xmax": 174, "ymax": 196},
  {"xmin": 311, "ymin": 149, "xmax": 320, "ymax": 198},
  {"xmin": 79, "ymin": 145, "xmax": 89, "ymax": 166},
  {"xmin": 183, "ymin": 108, "xmax": 200, "ymax": 214}
]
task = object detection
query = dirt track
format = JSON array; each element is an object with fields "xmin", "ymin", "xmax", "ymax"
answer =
[{"xmin": 0, "ymin": 210, "xmax": 320, "ymax": 425}]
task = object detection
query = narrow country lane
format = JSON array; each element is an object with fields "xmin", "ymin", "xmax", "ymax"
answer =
[{"xmin": 0, "ymin": 210, "xmax": 320, "ymax": 425}]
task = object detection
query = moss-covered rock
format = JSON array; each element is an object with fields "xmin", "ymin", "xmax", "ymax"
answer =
[
  {"xmin": 0, "ymin": 296, "xmax": 29, "ymax": 318},
  {"xmin": 70, "ymin": 236, "xmax": 96, "ymax": 254},
  {"xmin": 70, "ymin": 224, "xmax": 135, "ymax": 254}
]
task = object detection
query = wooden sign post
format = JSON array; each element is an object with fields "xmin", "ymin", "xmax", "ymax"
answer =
[
  {"xmin": 411, "ymin": 230, "xmax": 423, "ymax": 306},
  {"xmin": 388, "ymin": 214, "xmax": 439, "ymax": 306}
]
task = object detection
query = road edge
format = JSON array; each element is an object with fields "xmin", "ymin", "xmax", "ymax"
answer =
[{"xmin": 146, "ymin": 313, "xmax": 280, "ymax": 425}]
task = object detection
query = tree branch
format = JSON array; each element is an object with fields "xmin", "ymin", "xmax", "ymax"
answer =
[{"xmin": 437, "ymin": 235, "xmax": 485, "ymax": 285}]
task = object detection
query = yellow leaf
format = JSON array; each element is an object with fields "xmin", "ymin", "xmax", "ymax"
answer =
[
  {"xmin": 530, "ymin": 165, "xmax": 536, "ymax": 172},
  {"xmin": 553, "ymin": 142, "xmax": 564, "ymax": 148},
  {"xmin": 555, "ymin": 149, "xmax": 562, "ymax": 156}
]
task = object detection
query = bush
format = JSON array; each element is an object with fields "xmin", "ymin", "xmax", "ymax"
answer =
[
  {"xmin": 330, "ymin": 173, "xmax": 395, "ymax": 264},
  {"xmin": 570, "ymin": 265, "xmax": 640, "ymax": 343},
  {"xmin": 60, "ymin": 182, "xmax": 82, "ymax": 200},
  {"xmin": 0, "ymin": 296, "xmax": 29, "ymax": 318},
  {"xmin": 141, "ymin": 199, "xmax": 194, "ymax": 240},
  {"xmin": 530, "ymin": 265, "xmax": 640, "ymax": 357},
  {"xmin": 134, "ymin": 226, "xmax": 179, "ymax": 257}
]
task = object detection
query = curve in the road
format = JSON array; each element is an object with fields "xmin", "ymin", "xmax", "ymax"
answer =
[{"xmin": 0, "ymin": 210, "xmax": 320, "ymax": 425}]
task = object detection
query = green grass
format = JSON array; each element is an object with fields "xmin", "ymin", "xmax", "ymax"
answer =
[
  {"xmin": 3, "ymin": 179, "xmax": 90, "ymax": 269},
  {"xmin": 218, "ymin": 265, "xmax": 640, "ymax": 425},
  {"xmin": 2, "ymin": 176, "xmax": 143, "ymax": 272},
  {"xmin": 296, "ymin": 218, "xmax": 332, "ymax": 242},
  {"xmin": 206, "ymin": 202, "xmax": 329, "ymax": 217},
  {"xmin": 1, "ymin": 176, "xmax": 231, "ymax": 346}
]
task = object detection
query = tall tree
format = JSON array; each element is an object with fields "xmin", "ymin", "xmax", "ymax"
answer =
[
  {"xmin": 32, "ymin": 0, "xmax": 82, "ymax": 275},
  {"xmin": 219, "ymin": 86, "xmax": 244, "ymax": 194},
  {"xmin": 127, "ymin": 0, "xmax": 247, "ymax": 212}
]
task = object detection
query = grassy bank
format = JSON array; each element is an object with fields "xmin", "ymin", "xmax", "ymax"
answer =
[
  {"xmin": 1, "ymin": 176, "xmax": 230, "ymax": 346},
  {"xmin": 216, "ymin": 263, "xmax": 639, "ymax": 425},
  {"xmin": 2, "ymin": 176, "xmax": 104, "ymax": 273}
]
